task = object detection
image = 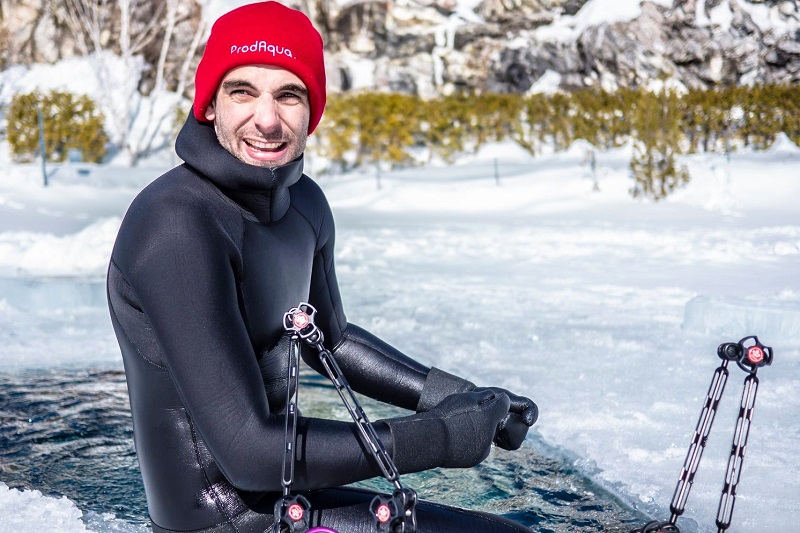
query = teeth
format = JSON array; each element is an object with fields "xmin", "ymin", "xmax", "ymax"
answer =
[{"xmin": 247, "ymin": 139, "xmax": 283, "ymax": 150}]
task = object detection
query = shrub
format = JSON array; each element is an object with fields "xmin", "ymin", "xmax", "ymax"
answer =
[
  {"xmin": 7, "ymin": 90, "xmax": 108, "ymax": 163},
  {"xmin": 315, "ymin": 83, "xmax": 796, "ymax": 200},
  {"xmin": 422, "ymin": 93, "xmax": 472, "ymax": 163},
  {"xmin": 629, "ymin": 89, "xmax": 689, "ymax": 200}
]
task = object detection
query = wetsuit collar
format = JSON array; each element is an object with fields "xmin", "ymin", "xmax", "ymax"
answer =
[{"xmin": 175, "ymin": 113, "xmax": 303, "ymax": 222}]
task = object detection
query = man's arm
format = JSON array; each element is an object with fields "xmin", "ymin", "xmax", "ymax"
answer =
[{"xmin": 302, "ymin": 179, "xmax": 538, "ymax": 452}]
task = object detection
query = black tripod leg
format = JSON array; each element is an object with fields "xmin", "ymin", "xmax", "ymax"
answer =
[
  {"xmin": 715, "ymin": 374, "xmax": 760, "ymax": 532},
  {"xmin": 668, "ymin": 361, "xmax": 730, "ymax": 524},
  {"xmin": 631, "ymin": 337, "xmax": 773, "ymax": 533}
]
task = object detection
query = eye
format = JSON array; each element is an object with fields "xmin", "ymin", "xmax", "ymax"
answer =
[
  {"xmin": 222, "ymin": 82, "xmax": 258, "ymax": 100},
  {"xmin": 278, "ymin": 91, "xmax": 303, "ymax": 102},
  {"xmin": 276, "ymin": 85, "xmax": 308, "ymax": 104},
  {"xmin": 231, "ymin": 88, "xmax": 255, "ymax": 98}
]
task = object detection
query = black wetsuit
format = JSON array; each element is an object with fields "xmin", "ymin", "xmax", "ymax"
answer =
[{"xmin": 107, "ymin": 115, "xmax": 530, "ymax": 532}]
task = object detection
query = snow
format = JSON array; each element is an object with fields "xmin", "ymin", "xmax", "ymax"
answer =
[
  {"xmin": 734, "ymin": 0, "xmax": 800, "ymax": 37},
  {"xmin": 709, "ymin": 0, "xmax": 735, "ymax": 31},
  {"xmin": 696, "ymin": 0, "xmax": 800, "ymax": 36},
  {"xmin": 203, "ymin": 0, "xmax": 252, "ymax": 23},
  {"xmin": 0, "ymin": 58, "xmax": 99, "ymax": 101},
  {"xmin": 0, "ymin": 482, "xmax": 145, "ymax": 533},
  {"xmin": 535, "ymin": 0, "xmax": 673, "ymax": 42},
  {"xmin": 528, "ymin": 69, "xmax": 563, "ymax": 95},
  {"xmin": 530, "ymin": 0, "xmax": 800, "ymax": 45},
  {"xmin": 0, "ymin": 482, "xmax": 89, "ymax": 533},
  {"xmin": 1, "ymin": 132, "xmax": 799, "ymax": 532}
]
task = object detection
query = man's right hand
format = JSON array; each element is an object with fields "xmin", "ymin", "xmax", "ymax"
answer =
[
  {"xmin": 384, "ymin": 389, "xmax": 510, "ymax": 471},
  {"xmin": 431, "ymin": 389, "xmax": 512, "ymax": 467}
]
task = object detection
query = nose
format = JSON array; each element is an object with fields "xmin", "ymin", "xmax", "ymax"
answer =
[{"xmin": 253, "ymin": 95, "xmax": 281, "ymax": 134}]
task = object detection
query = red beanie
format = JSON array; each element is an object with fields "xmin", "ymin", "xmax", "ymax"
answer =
[{"xmin": 193, "ymin": 1, "xmax": 326, "ymax": 134}]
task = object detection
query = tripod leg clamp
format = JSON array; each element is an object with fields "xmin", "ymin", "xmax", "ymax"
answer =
[
  {"xmin": 274, "ymin": 494, "xmax": 311, "ymax": 533},
  {"xmin": 370, "ymin": 489, "xmax": 417, "ymax": 532}
]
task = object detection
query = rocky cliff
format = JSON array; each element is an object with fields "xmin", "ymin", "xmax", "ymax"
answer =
[
  {"xmin": 312, "ymin": 0, "xmax": 800, "ymax": 96},
  {"xmin": 2, "ymin": 0, "xmax": 798, "ymax": 99}
]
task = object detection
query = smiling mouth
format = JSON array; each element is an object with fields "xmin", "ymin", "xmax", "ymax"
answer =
[{"xmin": 245, "ymin": 139, "xmax": 286, "ymax": 152}]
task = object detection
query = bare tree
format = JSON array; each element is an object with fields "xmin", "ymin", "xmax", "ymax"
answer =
[
  {"xmin": 57, "ymin": 0, "xmax": 212, "ymax": 164},
  {"xmin": 176, "ymin": 1, "xmax": 207, "ymax": 99},
  {"xmin": 153, "ymin": 0, "xmax": 179, "ymax": 93},
  {"xmin": 118, "ymin": 0, "xmax": 165, "ymax": 62},
  {"xmin": 128, "ymin": 0, "xmax": 182, "ymax": 165},
  {"xmin": 64, "ymin": 0, "xmax": 168, "ymax": 164},
  {"xmin": 63, "ymin": 0, "xmax": 112, "ymax": 56}
]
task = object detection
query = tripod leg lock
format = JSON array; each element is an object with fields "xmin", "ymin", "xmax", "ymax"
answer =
[
  {"xmin": 718, "ymin": 336, "xmax": 773, "ymax": 374},
  {"xmin": 370, "ymin": 488, "xmax": 418, "ymax": 532},
  {"xmin": 274, "ymin": 494, "xmax": 312, "ymax": 533}
]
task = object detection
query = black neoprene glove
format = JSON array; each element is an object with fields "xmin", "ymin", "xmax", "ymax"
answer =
[
  {"xmin": 382, "ymin": 389, "xmax": 511, "ymax": 473},
  {"xmin": 416, "ymin": 367, "xmax": 538, "ymax": 451},
  {"xmin": 472, "ymin": 387, "xmax": 538, "ymax": 450}
]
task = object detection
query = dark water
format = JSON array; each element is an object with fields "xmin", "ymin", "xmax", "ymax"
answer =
[{"xmin": 0, "ymin": 367, "xmax": 648, "ymax": 532}]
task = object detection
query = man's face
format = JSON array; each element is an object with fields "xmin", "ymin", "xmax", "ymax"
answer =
[{"xmin": 204, "ymin": 65, "xmax": 310, "ymax": 168}]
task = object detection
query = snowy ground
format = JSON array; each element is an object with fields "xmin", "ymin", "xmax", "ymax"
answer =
[{"xmin": 1, "ymin": 137, "xmax": 799, "ymax": 533}]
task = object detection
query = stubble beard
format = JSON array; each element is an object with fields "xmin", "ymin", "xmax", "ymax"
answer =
[{"xmin": 213, "ymin": 115, "xmax": 308, "ymax": 169}]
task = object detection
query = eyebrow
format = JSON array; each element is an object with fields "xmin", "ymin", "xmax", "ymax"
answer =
[
  {"xmin": 221, "ymin": 80, "xmax": 308, "ymax": 97},
  {"xmin": 277, "ymin": 83, "xmax": 308, "ymax": 96},
  {"xmin": 221, "ymin": 79, "xmax": 257, "ymax": 92}
]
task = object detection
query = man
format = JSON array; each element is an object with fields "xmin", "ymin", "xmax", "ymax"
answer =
[{"xmin": 107, "ymin": 2, "xmax": 537, "ymax": 532}]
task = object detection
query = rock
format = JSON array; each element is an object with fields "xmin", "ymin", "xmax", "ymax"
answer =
[{"xmin": 2, "ymin": 0, "xmax": 798, "ymax": 98}]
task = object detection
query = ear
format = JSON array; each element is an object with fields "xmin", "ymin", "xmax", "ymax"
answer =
[{"xmin": 204, "ymin": 101, "xmax": 216, "ymax": 121}]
